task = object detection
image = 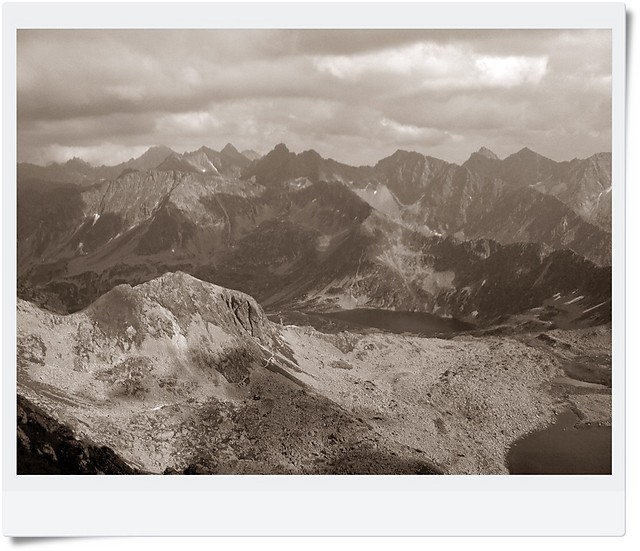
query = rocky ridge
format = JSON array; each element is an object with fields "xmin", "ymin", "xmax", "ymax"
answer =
[{"xmin": 17, "ymin": 272, "xmax": 610, "ymax": 474}]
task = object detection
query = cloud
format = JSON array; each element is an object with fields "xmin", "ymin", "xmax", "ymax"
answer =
[
  {"xmin": 17, "ymin": 29, "xmax": 611, "ymax": 166},
  {"xmin": 474, "ymin": 55, "xmax": 548, "ymax": 87},
  {"xmin": 315, "ymin": 43, "xmax": 548, "ymax": 90}
]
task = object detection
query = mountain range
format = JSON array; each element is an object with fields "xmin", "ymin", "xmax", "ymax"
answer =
[
  {"xmin": 16, "ymin": 139, "xmax": 613, "ymax": 475},
  {"xmin": 19, "ymin": 142, "xmax": 612, "ymax": 231},
  {"xmin": 18, "ymin": 142, "xmax": 611, "ymax": 319}
]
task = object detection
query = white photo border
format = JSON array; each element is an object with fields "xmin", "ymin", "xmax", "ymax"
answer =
[{"xmin": 2, "ymin": 1, "xmax": 626, "ymax": 537}]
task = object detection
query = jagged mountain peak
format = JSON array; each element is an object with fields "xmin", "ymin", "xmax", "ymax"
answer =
[
  {"xmin": 220, "ymin": 143, "xmax": 250, "ymax": 164},
  {"xmin": 191, "ymin": 145, "xmax": 218, "ymax": 155},
  {"xmin": 221, "ymin": 142, "xmax": 240, "ymax": 155},
  {"xmin": 508, "ymin": 146, "xmax": 552, "ymax": 162},
  {"xmin": 125, "ymin": 145, "xmax": 175, "ymax": 171},
  {"xmin": 500, "ymin": 147, "xmax": 559, "ymax": 186},
  {"xmin": 271, "ymin": 143, "xmax": 291, "ymax": 154},
  {"xmin": 476, "ymin": 146, "xmax": 499, "ymax": 160},
  {"xmin": 376, "ymin": 149, "xmax": 456, "ymax": 171},
  {"xmin": 144, "ymin": 145, "xmax": 173, "ymax": 154},
  {"xmin": 392, "ymin": 148, "xmax": 422, "ymax": 158},
  {"xmin": 242, "ymin": 142, "xmax": 363, "ymax": 185},
  {"xmin": 65, "ymin": 157, "xmax": 93, "ymax": 169},
  {"xmin": 375, "ymin": 149, "xmax": 425, "ymax": 167}
]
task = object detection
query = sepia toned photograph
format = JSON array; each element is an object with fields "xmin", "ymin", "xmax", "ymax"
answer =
[{"xmin": 16, "ymin": 28, "xmax": 613, "ymax": 476}]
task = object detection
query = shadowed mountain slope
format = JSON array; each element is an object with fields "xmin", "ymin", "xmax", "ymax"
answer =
[
  {"xmin": 463, "ymin": 148, "xmax": 612, "ymax": 230},
  {"xmin": 157, "ymin": 144, "xmax": 251, "ymax": 177},
  {"xmin": 18, "ymin": 168, "xmax": 610, "ymax": 329}
]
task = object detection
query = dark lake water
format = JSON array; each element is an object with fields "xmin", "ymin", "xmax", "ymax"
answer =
[
  {"xmin": 315, "ymin": 308, "xmax": 473, "ymax": 336},
  {"xmin": 507, "ymin": 410, "xmax": 611, "ymax": 475}
]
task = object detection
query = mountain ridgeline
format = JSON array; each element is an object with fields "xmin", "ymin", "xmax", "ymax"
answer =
[
  {"xmin": 18, "ymin": 143, "xmax": 611, "ymax": 326},
  {"xmin": 16, "ymin": 141, "xmax": 614, "ymax": 476}
]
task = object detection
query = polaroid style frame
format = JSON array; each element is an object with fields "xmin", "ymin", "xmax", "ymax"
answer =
[{"xmin": 2, "ymin": 2, "xmax": 626, "ymax": 537}]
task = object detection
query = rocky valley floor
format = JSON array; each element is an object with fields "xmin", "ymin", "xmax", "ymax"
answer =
[{"xmin": 16, "ymin": 273, "xmax": 611, "ymax": 475}]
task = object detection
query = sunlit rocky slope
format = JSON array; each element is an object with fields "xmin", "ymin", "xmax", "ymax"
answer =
[{"xmin": 17, "ymin": 272, "xmax": 611, "ymax": 474}]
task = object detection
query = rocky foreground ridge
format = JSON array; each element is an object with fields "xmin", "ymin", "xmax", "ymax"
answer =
[{"xmin": 17, "ymin": 272, "xmax": 611, "ymax": 474}]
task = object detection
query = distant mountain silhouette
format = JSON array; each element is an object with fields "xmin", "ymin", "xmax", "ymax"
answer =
[{"xmin": 157, "ymin": 144, "xmax": 250, "ymax": 177}]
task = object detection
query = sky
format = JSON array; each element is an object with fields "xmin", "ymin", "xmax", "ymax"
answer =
[{"xmin": 17, "ymin": 29, "xmax": 612, "ymax": 167}]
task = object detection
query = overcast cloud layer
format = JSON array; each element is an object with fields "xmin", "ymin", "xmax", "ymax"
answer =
[{"xmin": 17, "ymin": 29, "xmax": 611, "ymax": 166}]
